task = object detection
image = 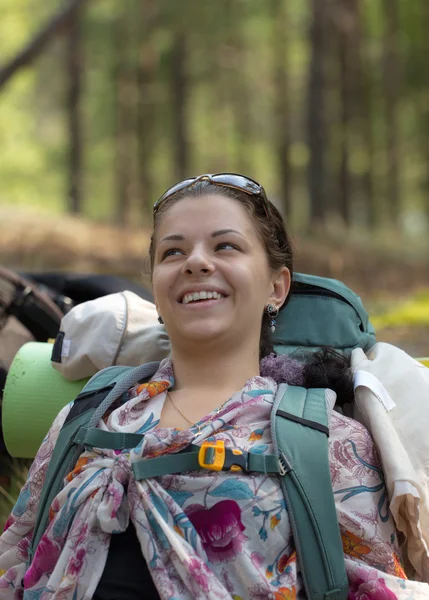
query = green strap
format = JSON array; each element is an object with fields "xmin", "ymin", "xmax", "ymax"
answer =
[
  {"xmin": 29, "ymin": 364, "xmax": 153, "ymax": 568},
  {"xmin": 29, "ymin": 410, "xmax": 97, "ymax": 565},
  {"xmin": 74, "ymin": 427, "xmax": 144, "ymax": 450},
  {"xmin": 273, "ymin": 384, "xmax": 348, "ymax": 600},
  {"xmin": 132, "ymin": 445, "xmax": 282, "ymax": 480}
]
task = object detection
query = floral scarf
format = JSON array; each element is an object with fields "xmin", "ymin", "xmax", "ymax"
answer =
[{"xmin": 1, "ymin": 358, "xmax": 427, "ymax": 599}]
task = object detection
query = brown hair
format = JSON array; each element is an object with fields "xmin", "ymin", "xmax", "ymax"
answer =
[{"xmin": 148, "ymin": 180, "xmax": 293, "ymax": 358}]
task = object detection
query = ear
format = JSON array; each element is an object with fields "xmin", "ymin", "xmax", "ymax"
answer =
[{"xmin": 268, "ymin": 266, "xmax": 291, "ymax": 309}]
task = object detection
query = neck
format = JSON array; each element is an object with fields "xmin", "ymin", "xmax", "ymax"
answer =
[{"xmin": 170, "ymin": 337, "xmax": 261, "ymax": 394}]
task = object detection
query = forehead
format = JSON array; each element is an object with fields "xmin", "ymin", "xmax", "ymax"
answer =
[{"xmin": 156, "ymin": 194, "xmax": 258, "ymax": 238}]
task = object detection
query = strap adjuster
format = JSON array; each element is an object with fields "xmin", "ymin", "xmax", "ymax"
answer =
[{"xmin": 198, "ymin": 440, "xmax": 248, "ymax": 472}]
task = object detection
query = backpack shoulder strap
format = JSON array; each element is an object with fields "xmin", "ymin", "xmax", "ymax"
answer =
[
  {"xmin": 29, "ymin": 362, "xmax": 159, "ymax": 565},
  {"xmin": 272, "ymin": 384, "xmax": 348, "ymax": 600}
]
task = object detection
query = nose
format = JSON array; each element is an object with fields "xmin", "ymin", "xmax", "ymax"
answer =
[{"xmin": 181, "ymin": 246, "xmax": 215, "ymax": 276}]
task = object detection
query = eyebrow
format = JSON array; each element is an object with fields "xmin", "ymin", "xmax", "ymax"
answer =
[
  {"xmin": 212, "ymin": 228, "xmax": 244, "ymax": 238},
  {"xmin": 159, "ymin": 229, "xmax": 245, "ymax": 243}
]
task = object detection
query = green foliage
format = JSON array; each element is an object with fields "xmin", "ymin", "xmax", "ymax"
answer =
[
  {"xmin": 371, "ymin": 290, "xmax": 429, "ymax": 329},
  {"xmin": 0, "ymin": 0, "xmax": 428, "ymax": 231}
]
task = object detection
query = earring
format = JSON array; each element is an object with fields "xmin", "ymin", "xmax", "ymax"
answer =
[
  {"xmin": 158, "ymin": 315, "xmax": 164, "ymax": 324},
  {"xmin": 266, "ymin": 304, "xmax": 279, "ymax": 333}
]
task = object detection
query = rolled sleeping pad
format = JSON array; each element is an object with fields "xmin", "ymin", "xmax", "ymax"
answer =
[{"xmin": 3, "ymin": 342, "xmax": 89, "ymax": 459}]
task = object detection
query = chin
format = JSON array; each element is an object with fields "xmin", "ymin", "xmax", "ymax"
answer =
[{"xmin": 175, "ymin": 322, "xmax": 229, "ymax": 344}]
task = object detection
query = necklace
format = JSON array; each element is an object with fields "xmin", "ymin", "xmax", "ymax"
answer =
[{"xmin": 166, "ymin": 391, "xmax": 230, "ymax": 434}]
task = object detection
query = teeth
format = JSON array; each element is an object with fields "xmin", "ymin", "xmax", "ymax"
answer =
[{"xmin": 182, "ymin": 291, "xmax": 225, "ymax": 304}]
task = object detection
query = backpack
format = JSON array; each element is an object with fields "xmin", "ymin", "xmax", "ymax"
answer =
[
  {"xmin": 22, "ymin": 273, "xmax": 375, "ymax": 600},
  {"xmin": 0, "ymin": 266, "xmax": 65, "ymax": 346},
  {"xmin": 29, "ymin": 366, "xmax": 347, "ymax": 600},
  {"xmin": 0, "ymin": 269, "xmax": 154, "ymax": 454},
  {"xmin": 0, "ymin": 267, "xmax": 66, "ymax": 455}
]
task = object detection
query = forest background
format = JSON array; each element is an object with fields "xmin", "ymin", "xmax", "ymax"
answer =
[
  {"xmin": 1, "ymin": 0, "xmax": 429, "ymax": 527},
  {"xmin": 1, "ymin": 0, "xmax": 429, "ymax": 351}
]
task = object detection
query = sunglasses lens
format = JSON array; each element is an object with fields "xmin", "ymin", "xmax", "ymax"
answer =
[
  {"xmin": 153, "ymin": 178, "xmax": 196, "ymax": 212},
  {"xmin": 212, "ymin": 174, "xmax": 262, "ymax": 195},
  {"xmin": 153, "ymin": 173, "xmax": 268, "ymax": 214}
]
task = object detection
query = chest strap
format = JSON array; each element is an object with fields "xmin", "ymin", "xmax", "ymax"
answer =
[{"xmin": 73, "ymin": 428, "xmax": 283, "ymax": 478}]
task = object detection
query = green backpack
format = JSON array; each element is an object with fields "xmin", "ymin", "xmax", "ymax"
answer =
[{"xmin": 26, "ymin": 274, "xmax": 376, "ymax": 600}]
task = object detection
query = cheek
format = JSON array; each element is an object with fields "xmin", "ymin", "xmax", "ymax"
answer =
[
  {"xmin": 232, "ymin": 263, "xmax": 271, "ymax": 300},
  {"xmin": 152, "ymin": 269, "xmax": 173, "ymax": 307}
]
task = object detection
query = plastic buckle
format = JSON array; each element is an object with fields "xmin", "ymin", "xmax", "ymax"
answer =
[{"xmin": 198, "ymin": 440, "xmax": 248, "ymax": 472}]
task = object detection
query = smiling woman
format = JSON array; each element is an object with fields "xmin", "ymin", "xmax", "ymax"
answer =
[{"xmin": 0, "ymin": 174, "xmax": 426, "ymax": 600}]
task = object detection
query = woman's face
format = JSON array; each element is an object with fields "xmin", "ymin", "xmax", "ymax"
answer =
[{"xmin": 152, "ymin": 194, "xmax": 290, "ymax": 351}]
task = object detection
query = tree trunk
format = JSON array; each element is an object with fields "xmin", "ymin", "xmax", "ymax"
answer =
[
  {"xmin": 114, "ymin": 9, "xmax": 134, "ymax": 226},
  {"xmin": 0, "ymin": 0, "xmax": 89, "ymax": 91},
  {"xmin": 66, "ymin": 6, "xmax": 83, "ymax": 214},
  {"xmin": 170, "ymin": 31, "xmax": 189, "ymax": 181},
  {"xmin": 137, "ymin": 0, "xmax": 158, "ymax": 215},
  {"xmin": 271, "ymin": 0, "xmax": 291, "ymax": 217},
  {"xmin": 307, "ymin": 0, "xmax": 328, "ymax": 228},
  {"xmin": 382, "ymin": 0, "xmax": 401, "ymax": 227},
  {"xmin": 336, "ymin": 1, "xmax": 355, "ymax": 227},
  {"xmin": 357, "ymin": 3, "xmax": 377, "ymax": 230},
  {"xmin": 420, "ymin": 0, "xmax": 429, "ymax": 223},
  {"xmin": 227, "ymin": 0, "xmax": 252, "ymax": 176}
]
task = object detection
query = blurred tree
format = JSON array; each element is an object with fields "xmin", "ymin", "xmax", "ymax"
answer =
[
  {"xmin": 382, "ymin": 0, "xmax": 401, "ymax": 227},
  {"xmin": 357, "ymin": 0, "xmax": 376, "ymax": 230},
  {"xmin": 271, "ymin": 0, "xmax": 291, "ymax": 217},
  {"xmin": 66, "ymin": 3, "xmax": 84, "ymax": 214},
  {"xmin": 137, "ymin": 0, "xmax": 159, "ymax": 214},
  {"xmin": 307, "ymin": 0, "xmax": 328, "ymax": 228},
  {"xmin": 114, "ymin": 5, "xmax": 135, "ymax": 225},
  {"xmin": 0, "ymin": 0, "xmax": 427, "ymax": 236},
  {"xmin": 170, "ymin": 30, "xmax": 190, "ymax": 180},
  {"xmin": 337, "ymin": 0, "xmax": 353, "ymax": 227},
  {"xmin": 226, "ymin": 0, "xmax": 252, "ymax": 176},
  {"xmin": 419, "ymin": 0, "xmax": 429, "ymax": 223},
  {"xmin": 0, "ymin": 0, "xmax": 88, "ymax": 91}
]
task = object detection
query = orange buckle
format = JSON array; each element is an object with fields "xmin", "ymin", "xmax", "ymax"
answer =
[
  {"xmin": 198, "ymin": 440, "xmax": 226, "ymax": 471},
  {"xmin": 198, "ymin": 440, "xmax": 247, "ymax": 472}
]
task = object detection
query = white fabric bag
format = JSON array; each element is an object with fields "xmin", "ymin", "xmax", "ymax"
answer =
[
  {"xmin": 352, "ymin": 343, "xmax": 429, "ymax": 582},
  {"xmin": 52, "ymin": 291, "xmax": 171, "ymax": 380}
]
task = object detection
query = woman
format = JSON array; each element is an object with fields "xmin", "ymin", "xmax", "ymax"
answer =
[{"xmin": 0, "ymin": 173, "xmax": 426, "ymax": 599}]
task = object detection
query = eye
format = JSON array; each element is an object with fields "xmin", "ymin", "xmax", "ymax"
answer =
[
  {"xmin": 216, "ymin": 242, "xmax": 240, "ymax": 252},
  {"xmin": 162, "ymin": 248, "xmax": 183, "ymax": 259}
]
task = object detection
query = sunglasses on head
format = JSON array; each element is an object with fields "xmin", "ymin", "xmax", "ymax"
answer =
[{"xmin": 153, "ymin": 173, "xmax": 270, "ymax": 217}]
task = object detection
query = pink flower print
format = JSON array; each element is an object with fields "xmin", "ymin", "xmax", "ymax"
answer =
[
  {"xmin": 0, "ymin": 567, "xmax": 17, "ymax": 589},
  {"xmin": 330, "ymin": 462, "xmax": 342, "ymax": 485},
  {"xmin": 107, "ymin": 484, "xmax": 124, "ymax": 519},
  {"xmin": 17, "ymin": 535, "xmax": 30, "ymax": 561},
  {"xmin": 24, "ymin": 536, "xmax": 62, "ymax": 588},
  {"xmin": 70, "ymin": 522, "xmax": 89, "ymax": 549},
  {"xmin": 186, "ymin": 500, "xmax": 248, "ymax": 564},
  {"xmin": 67, "ymin": 547, "xmax": 86, "ymax": 578},
  {"xmin": 349, "ymin": 568, "xmax": 398, "ymax": 600},
  {"xmin": 186, "ymin": 557, "xmax": 210, "ymax": 593},
  {"xmin": 3, "ymin": 514, "xmax": 15, "ymax": 531},
  {"xmin": 251, "ymin": 551, "xmax": 264, "ymax": 567},
  {"xmin": 331, "ymin": 423, "xmax": 379, "ymax": 480}
]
